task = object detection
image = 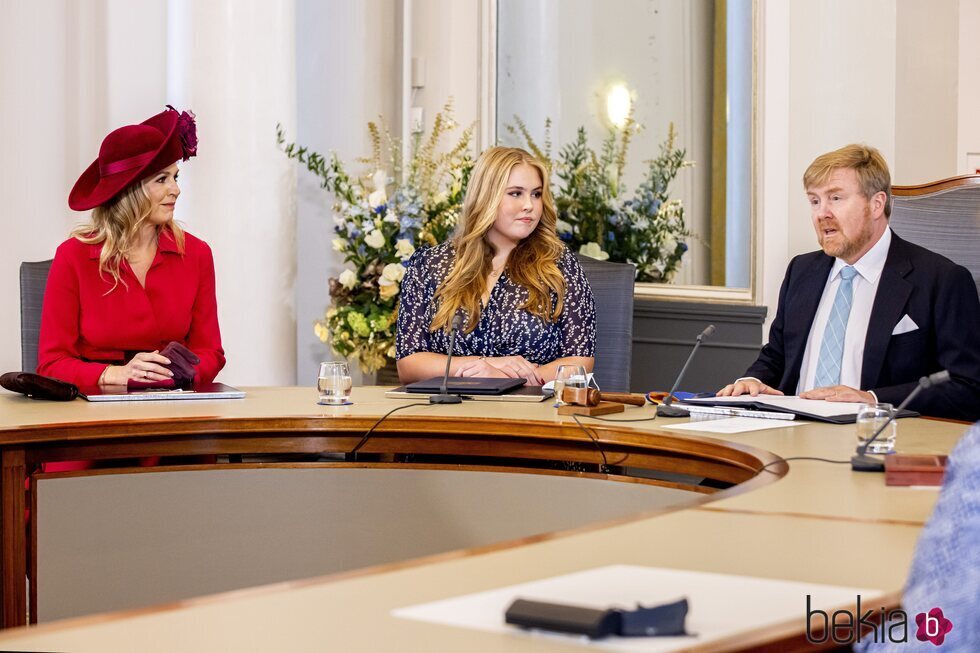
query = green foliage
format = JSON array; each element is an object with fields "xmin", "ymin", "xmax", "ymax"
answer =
[
  {"xmin": 513, "ymin": 117, "xmax": 694, "ymax": 282},
  {"xmin": 278, "ymin": 100, "xmax": 474, "ymax": 373}
]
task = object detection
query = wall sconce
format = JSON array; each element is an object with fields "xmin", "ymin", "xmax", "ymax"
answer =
[{"xmin": 605, "ymin": 83, "xmax": 632, "ymax": 129}]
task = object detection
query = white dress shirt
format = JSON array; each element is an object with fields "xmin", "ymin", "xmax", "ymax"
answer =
[{"xmin": 796, "ymin": 227, "xmax": 892, "ymax": 393}]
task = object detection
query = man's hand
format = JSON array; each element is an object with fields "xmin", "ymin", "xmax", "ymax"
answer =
[
  {"xmin": 800, "ymin": 385, "xmax": 874, "ymax": 403},
  {"xmin": 717, "ymin": 378, "xmax": 784, "ymax": 397}
]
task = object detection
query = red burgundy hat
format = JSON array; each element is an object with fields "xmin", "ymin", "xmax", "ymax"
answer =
[{"xmin": 68, "ymin": 105, "xmax": 198, "ymax": 211}]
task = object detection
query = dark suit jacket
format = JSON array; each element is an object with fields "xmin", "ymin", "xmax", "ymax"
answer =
[{"xmin": 745, "ymin": 233, "xmax": 980, "ymax": 421}]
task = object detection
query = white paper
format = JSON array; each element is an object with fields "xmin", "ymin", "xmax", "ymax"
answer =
[
  {"xmin": 393, "ymin": 565, "xmax": 881, "ymax": 652},
  {"xmin": 690, "ymin": 395, "xmax": 865, "ymax": 418},
  {"xmin": 663, "ymin": 417, "xmax": 804, "ymax": 434}
]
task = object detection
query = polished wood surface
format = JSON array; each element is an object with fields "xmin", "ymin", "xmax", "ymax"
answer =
[
  {"xmin": 0, "ymin": 386, "xmax": 968, "ymax": 650},
  {"xmin": 892, "ymin": 173, "xmax": 980, "ymax": 196}
]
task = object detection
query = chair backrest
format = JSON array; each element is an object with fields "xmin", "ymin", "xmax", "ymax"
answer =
[
  {"xmin": 20, "ymin": 260, "xmax": 53, "ymax": 373},
  {"xmin": 891, "ymin": 176, "xmax": 980, "ymax": 296},
  {"xmin": 575, "ymin": 254, "xmax": 635, "ymax": 392}
]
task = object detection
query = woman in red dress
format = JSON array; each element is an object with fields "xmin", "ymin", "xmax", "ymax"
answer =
[
  {"xmin": 38, "ymin": 106, "xmax": 224, "ymax": 388},
  {"xmin": 37, "ymin": 106, "xmax": 225, "ymax": 472}
]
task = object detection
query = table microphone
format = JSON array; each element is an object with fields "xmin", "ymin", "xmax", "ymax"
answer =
[
  {"xmin": 657, "ymin": 324, "xmax": 716, "ymax": 417},
  {"xmin": 851, "ymin": 370, "xmax": 951, "ymax": 472},
  {"xmin": 430, "ymin": 313, "xmax": 465, "ymax": 405}
]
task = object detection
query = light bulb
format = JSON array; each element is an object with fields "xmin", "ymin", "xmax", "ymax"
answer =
[{"xmin": 606, "ymin": 83, "xmax": 631, "ymax": 129}]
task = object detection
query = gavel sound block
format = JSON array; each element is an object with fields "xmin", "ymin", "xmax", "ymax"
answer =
[{"xmin": 556, "ymin": 387, "xmax": 647, "ymax": 416}]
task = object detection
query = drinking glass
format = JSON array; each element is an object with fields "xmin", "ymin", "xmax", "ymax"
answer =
[
  {"xmin": 553, "ymin": 364, "xmax": 587, "ymax": 407},
  {"xmin": 856, "ymin": 402, "xmax": 897, "ymax": 454},
  {"xmin": 317, "ymin": 361, "xmax": 353, "ymax": 405}
]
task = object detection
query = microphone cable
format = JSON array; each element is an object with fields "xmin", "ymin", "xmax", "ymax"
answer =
[
  {"xmin": 757, "ymin": 456, "xmax": 851, "ymax": 474},
  {"xmin": 347, "ymin": 401, "xmax": 429, "ymax": 457},
  {"xmin": 571, "ymin": 414, "xmax": 611, "ymax": 470}
]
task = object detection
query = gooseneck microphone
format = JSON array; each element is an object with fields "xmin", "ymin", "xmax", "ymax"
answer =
[
  {"xmin": 851, "ymin": 370, "xmax": 951, "ymax": 472},
  {"xmin": 657, "ymin": 324, "xmax": 716, "ymax": 417},
  {"xmin": 430, "ymin": 313, "xmax": 465, "ymax": 405}
]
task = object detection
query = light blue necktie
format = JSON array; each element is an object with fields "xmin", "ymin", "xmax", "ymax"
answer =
[{"xmin": 813, "ymin": 265, "xmax": 859, "ymax": 388}]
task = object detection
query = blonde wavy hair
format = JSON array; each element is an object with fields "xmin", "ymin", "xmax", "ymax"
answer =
[
  {"xmin": 431, "ymin": 147, "xmax": 565, "ymax": 334},
  {"xmin": 71, "ymin": 175, "xmax": 185, "ymax": 293}
]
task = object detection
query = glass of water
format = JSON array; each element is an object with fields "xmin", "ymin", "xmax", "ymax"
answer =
[
  {"xmin": 856, "ymin": 402, "xmax": 897, "ymax": 454},
  {"xmin": 553, "ymin": 364, "xmax": 587, "ymax": 407},
  {"xmin": 317, "ymin": 361, "xmax": 353, "ymax": 405}
]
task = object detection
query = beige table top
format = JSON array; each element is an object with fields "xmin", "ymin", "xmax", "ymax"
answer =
[{"xmin": 0, "ymin": 387, "xmax": 968, "ymax": 651}]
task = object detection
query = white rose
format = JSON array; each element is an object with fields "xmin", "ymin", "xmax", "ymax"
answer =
[
  {"xmin": 578, "ymin": 242, "xmax": 610, "ymax": 261},
  {"xmin": 364, "ymin": 229, "xmax": 385, "ymax": 249},
  {"xmin": 338, "ymin": 269, "xmax": 357, "ymax": 290},
  {"xmin": 662, "ymin": 233, "xmax": 678, "ymax": 254},
  {"xmin": 383, "ymin": 209, "xmax": 399, "ymax": 223},
  {"xmin": 555, "ymin": 219, "xmax": 573, "ymax": 235},
  {"xmin": 368, "ymin": 170, "xmax": 388, "ymax": 208},
  {"xmin": 331, "ymin": 238, "xmax": 348, "ymax": 252},
  {"xmin": 368, "ymin": 189, "xmax": 386, "ymax": 209},
  {"xmin": 395, "ymin": 239, "xmax": 415, "ymax": 260},
  {"xmin": 381, "ymin": 262, "xmax": 406, "ymax": 284}
]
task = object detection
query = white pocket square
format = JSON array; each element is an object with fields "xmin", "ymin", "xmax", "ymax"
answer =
[{"xmin": 892, "ymin": 314, "xmax": 919, "ymax": 336}]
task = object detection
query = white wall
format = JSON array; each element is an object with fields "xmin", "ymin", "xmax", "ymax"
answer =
[
  {"xmin": 958, "ymin": 0, "xmax": 980, "ymax": 172},
  {"xmin": 895, "ymin": 0, "xmax": 958, "ymax": 184},
  {"xmin": 293, "ymin": 0, "xmax": 398, "ymax": 386},
  {"xmin": 0, "ymin": 0, "xmax": 165, "ymax": 376}
]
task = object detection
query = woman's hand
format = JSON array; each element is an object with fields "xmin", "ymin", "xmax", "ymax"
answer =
[
  {"xmin": 460, "ymin": 355, "xmax": 542, "ymax": 385},
  {"xmin": 455, "ymin": 359, "xmax": 510, "ymax": 379},
  {"xmin": 101, "ymin": 351, "xmax": 174, "ymax": 385}
]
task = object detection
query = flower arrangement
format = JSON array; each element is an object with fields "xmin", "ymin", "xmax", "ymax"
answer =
[
  {"xmin": 277, "ymin": 100, "xmax": 474, "ymax": 373},
  {"xmin": 508, "ymin": 116, "xmax": 693, "ymax": 283}
]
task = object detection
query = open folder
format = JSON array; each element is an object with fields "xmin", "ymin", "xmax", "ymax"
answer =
[{"xmin": 678, "ymin": 395, "xmax": 918, "ymax": 424}]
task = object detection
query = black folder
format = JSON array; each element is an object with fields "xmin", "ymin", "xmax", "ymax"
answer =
[{"xmin": 403, "ymin": 376, "xmax": 526, "ymax": 396}]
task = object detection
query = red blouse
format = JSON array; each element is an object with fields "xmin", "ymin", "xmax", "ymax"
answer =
[{"xmin": 37, "ymin": 228, "xmax": 225, "ymax": 386}]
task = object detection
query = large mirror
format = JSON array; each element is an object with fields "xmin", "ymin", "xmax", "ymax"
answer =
[{"xmin": 493, "ymin": 0, "xmax": 754, "ymax": 300}]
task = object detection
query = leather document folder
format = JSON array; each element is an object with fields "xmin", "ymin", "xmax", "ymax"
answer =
[
  {"xmin": 79, "ymin": 382, "xmax": 246, "ymax": 402},
  {"xmin": 403, "ymin": 376, "xmax": 526, "ymax": 395}
]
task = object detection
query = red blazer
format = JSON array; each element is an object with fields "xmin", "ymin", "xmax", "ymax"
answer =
[{"xmin": 37, "ymin": 228, "xmax": 225, "ymax": 386}]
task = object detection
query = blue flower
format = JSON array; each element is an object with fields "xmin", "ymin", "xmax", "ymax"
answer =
[
  {"xmin": 680, "ymin": 242, "xmax": 688, "ymax": 252},
  {"xmin": 373, "ymin": 204, "xmax": 387, "ymax": 215},
  {"xmin": 559, "ymin": 231, "xmax": 573, "ymax": 242},
  {"xmin": 607, "ymin": 232, "xmax": 615, "ymax": 241}
]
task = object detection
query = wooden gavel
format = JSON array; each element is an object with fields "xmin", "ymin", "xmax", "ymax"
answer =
[{"xmin": 560, "ymin": 387, "xmax": 647, "ymax": 407}]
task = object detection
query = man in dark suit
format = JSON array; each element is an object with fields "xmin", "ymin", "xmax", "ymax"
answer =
[{"xmin": 719, "ymin": 144, "xmax": 980, "ymax": 421}]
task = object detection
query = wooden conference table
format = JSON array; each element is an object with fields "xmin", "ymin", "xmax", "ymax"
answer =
[{"xmin": 0, "ymin": 386, "xmax": 968, "ymax": 651}]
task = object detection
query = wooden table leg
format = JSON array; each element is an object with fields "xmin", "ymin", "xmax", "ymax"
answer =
[{"xmin": 1, "ymin": 449, "xmax": 27, "ymax": 628}]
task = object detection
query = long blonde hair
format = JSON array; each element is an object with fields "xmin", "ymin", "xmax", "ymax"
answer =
[
  {"xmin": 431, "ymin": 147, "xmax": 565, "ymax": 333},
  {"xmin": 71, "ymin": 176, "xmax": 185, "ymax": 292}
]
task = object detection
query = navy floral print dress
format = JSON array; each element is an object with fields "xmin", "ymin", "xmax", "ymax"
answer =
[{"xmin": 395, "ymin": 242, "xmax": 596, "ymax": 364}]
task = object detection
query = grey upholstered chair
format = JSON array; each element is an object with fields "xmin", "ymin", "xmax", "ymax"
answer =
[
  {"xmin": 575, "ymin": 254, "xmax": 636, "ymax": 392},
  {"xmin": 891, "ymin": 176, "xmax": 980, "ymax": 296},
  {"xmin": 20, "ymin": 260, "xmax": 53, "ymax": 373}
]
